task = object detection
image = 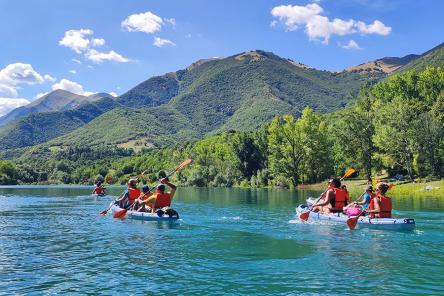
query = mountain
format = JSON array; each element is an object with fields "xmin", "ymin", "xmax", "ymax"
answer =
[
  {"xmin": 397, "ymin": 42, "xmax": 444, "ymax": 72},
  {"xmin": 0, "ymin": 90, "xmax": 111, "ymax": 127},
  {"xmin": 0, "ymin": 96, "xmax": 120, "ymax": 149},
  {"xmin": 345, "ymin": 55, "xmax": 418, "ymax": 74},
  {"xmin": 23, "ymin": 50, "xmax": 384, "ymax": 152}
]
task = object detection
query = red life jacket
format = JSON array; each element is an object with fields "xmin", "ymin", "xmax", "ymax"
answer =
[
  {"xmin": 94, "ymin": 187, "xmax": 104, "ymax": 194},
  {"xmin": 154, "ymin": 191, "xmax": 172, "ymax": 209},
  {"xmin": 332, "ymin": 188, "xmax": 348, "ymax": 210},
  {"xmin": 128, "ymin": 188, "xmax": 141, "ymax": 203},
  {"xmin": 369, "ymin": 194, "xmax": 392, "ymax": 218}
]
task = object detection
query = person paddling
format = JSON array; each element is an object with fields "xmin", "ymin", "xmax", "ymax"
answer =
[
  {"xmin": 343, "ymin": 185, "xmax": 374, "ymax": 216},
  {"xmin": 144, "ymin": 178, "xmax": 177, "ymax": 213},
  {"xmin": 133, "ymin": 185, "xmax": 153, "ymax": 212},
  {"xmin": 92, "ymin": 181, "xmax": 106, "ymax": 196},
  {"xmin": 365, "ymin": 183, "xmax": 392, "ymax": 218},
  {"xmin": 115, "ymin": 179, "xmax": 141, "ymax": 208}
]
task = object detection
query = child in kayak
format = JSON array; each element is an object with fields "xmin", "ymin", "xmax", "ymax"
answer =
[
  {"xmin": 92, "ymin": 181, "xmax": 106, "ymax": 196},
  {"xmin": 343, "ymin": 185, "xmax": 374, "ymax": 216}
]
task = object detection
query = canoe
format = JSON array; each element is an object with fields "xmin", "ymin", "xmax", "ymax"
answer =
[
  {"xmin": 110, "ymin": 204, "xmax": 180, "ymax": 222},
  {"xmin": 296, "ymin": 202, "xmax": 415, "ymax": 231}
]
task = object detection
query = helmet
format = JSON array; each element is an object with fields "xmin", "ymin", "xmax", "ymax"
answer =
[{"xmin": 141, "ymin": 185, "xmax": 150, "ymax": 193}]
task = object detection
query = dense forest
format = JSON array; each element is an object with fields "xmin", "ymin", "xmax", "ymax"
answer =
[{"xmin": 1, "ymin": 67, "xmax": 443, "ymax": 187}]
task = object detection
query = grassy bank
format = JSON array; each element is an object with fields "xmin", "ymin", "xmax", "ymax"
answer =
[{"xmin": 299, "ymin": 179, "xmax": 444, "ymax": 199}]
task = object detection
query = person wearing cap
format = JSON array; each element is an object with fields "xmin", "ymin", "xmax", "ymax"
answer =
[
  {"xmin": 116, "ymin": 178, "xmax": 141, "ymax": 208},
  {"xmin": 143, "ymin": 178, "xmax": 177, "ymax": 212}
]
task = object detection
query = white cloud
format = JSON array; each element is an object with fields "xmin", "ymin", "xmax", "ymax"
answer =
[
  {"xmin": 72, "ymin": 58, "xmax": 82, "ymax": 64},
  {"xmin": 69, "ymin": 70, "xmax": 77, "ymax": 74},
  {"xmin": 44, "ymin": 74, "xmax": 56, "ymax": 81},
  {"xmin": 0, "ymin": 98, "xmax": 30, "ymax": 117},
  {"xmin": 0, "ymin": 63, "xmax": 47, "ymax": 112},
  {"xmin": 109, "ymin": 91, "xmax": 118, "ymax": 97},
  {"xmin": 0, "ymin": 63, "xmax": 44, "ymax": 86},
  {"xmin": 60, "ymin": 29, "xmax": 130, "ymax": 64},
  {"xmin": 153, "ymin": 37, "xmax": 176, "ymax": 47},
  {"xmin": 52, "ymin": 78, "xmax": 91, "ymax": 96},
  {"xmin": 271, "ymin": 3, "xmax": 391, "ymax": 44},
  {"xmin": 164, "ymin": 18, "xmax": 176, "ymax": 29},
  {"xmin": 59, "ymin": 29, "xmax": 94, "ymax": 53},
  {"xmin": 85, "ymin": 49, "xmax": 130, "ymax": 63},
  {"xmin": 122, "ymin": 11, "xmax": 164, "ymax": 34},
  {"xmin": 341, "ymin": 39, "xmax": 363, "ymax": 50}
]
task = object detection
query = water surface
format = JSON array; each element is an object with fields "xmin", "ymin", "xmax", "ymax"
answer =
[{"xmin": 0, "ymin": 186, "xmax": 442, "ymax": 295}]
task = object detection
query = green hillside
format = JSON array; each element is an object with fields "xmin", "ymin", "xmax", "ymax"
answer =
[
  {"xmin": 397, "ymin": 42, "xmax": 444, "ymax": 72},
  {"xmin": 0, "ymin": 50, "xmax": 383, "ymax": 153}
]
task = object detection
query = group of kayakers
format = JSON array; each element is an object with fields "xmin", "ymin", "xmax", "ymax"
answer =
[
  {"xmin": 113, "ymin": 177, "xmax": 177, "ymax": 213},
  {"xmin": 311, "ymin": 177, "xmax": 392, "ymax": 218}
]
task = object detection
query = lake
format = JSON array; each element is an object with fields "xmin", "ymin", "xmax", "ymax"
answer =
[{"xmin": 0, "ymin": 186, "xmax": 443, "ymax": 295}]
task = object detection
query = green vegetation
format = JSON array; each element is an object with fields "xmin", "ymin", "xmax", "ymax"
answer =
[
  {"xmin": 0, "ymin": 50, "xmax": 383, "ymax": 153},
  {"xmin": 398, "ymin": 42, "xmax": 444, "ymax": 72}
]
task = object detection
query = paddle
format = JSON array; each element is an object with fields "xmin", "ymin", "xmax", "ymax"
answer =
[
  {"xmin": 112, "ymin": 159, "xmax": 193, "ymax": 219},
  {"xmin": 99, "ymin": 170, "xmax": 147, "ymax": 216},
  {"xmin": 299, "ymin": 168, "xmax": 356, "ymax": 221},
  {"xmin": 346, "ymin": 183, "xmax": 394, "ymax": 230}
]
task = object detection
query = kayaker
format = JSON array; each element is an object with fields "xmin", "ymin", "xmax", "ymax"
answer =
[
  {"xmin": 343, "ymin": 185, "xmax": 374, "ymax": 216},
  {"xmin": 365, "ymin": 183, "xmax": 392, "ymax": 218},
  {"xmin": 92, "ymin": 181, "xmax": 105, "ymax": 195},
  {"xmin": 116, "ymin": 179, "xmax": 141, "ymax": 208},
  {"xmin": 144, "ymin": 178, "xmax": 177, "ymax": 212},
  {"xmin": 133, "ymin": 185, "xmax": 153, "ymax": 212}
]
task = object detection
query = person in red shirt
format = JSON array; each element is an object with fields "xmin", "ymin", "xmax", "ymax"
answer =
[{"xmin": 144, "ymin": 178, "xmax": 177, "ymax": 212}]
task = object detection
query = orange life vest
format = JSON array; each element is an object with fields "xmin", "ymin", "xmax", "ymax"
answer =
[
  {"xmin": 369, "ymin": 194, "xmax": 392, "ymax": 218},
  {"xmin": 332, "ymin": 188, "xmax": 348, "ymax": 210},
  {"xmin": 128, "ymin": 188, "xmax": 141, "ymax": 203},
  {"xmin": 94, "ymin": 187, "xmax": 104, "ymax": 194},
  {"xmin": 153, "ymin": 191, "xmax": 172, "ymax": 209}
]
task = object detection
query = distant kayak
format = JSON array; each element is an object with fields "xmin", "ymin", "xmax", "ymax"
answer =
[
  {"xmin": 110, "ymin": 204, "xmax": 180, "ymax": 221},
  {"xmin": 296, "ymin": 199, "xmax": 415, "ymax": 231}
]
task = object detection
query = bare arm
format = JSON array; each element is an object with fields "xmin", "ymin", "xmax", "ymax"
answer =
[{"xmin": 161, "ymin": 179, "xmax": 177, "ymax": 199}]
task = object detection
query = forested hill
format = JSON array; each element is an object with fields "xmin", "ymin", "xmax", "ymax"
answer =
[
  {"xmin": 397, "ymin": 42, "xmax": 444, "ymax": 72},
  {"xmin": 0, "ymin": 50, "xmax": 384, "ymax": 152}
]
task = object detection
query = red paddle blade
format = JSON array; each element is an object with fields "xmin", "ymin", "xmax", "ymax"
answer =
[
  {"xmin": 346, "ymin": 217, "xmax": 358, "ymax": 230},
  {"xmin": 299, "ymin": 211, "xmax": 310, "ymax": 221},
  {"xmin": 113, "ymin": 209, "xmax": 128, "ymax": 219}
]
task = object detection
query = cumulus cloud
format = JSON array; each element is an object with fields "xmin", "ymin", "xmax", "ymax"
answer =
[
  {"xmin": 153, "ymin": 37, "xmax": 176, "ymax": 47},
  {"xmin": 271, "ymin": 3, "xmax": 391, "ymax": 44},
  {"xmin": 52, "ymin": 78, "xmax": 92, "ymax": 96},
  {"xmin": 0, "ymin": 63, "xmax": 49, "ymax": 116},
  {"xmin": 121, "ymin": 11, "xmax": 164, "ymax": 34},
  {"xmin": 109, "ymin": 91, "xmax": 118, "ymax": 97},
  {"xmin": 164, "ymin": 18, "xmax": 176, "ymax": 29},
  {"xmin": 0, "ymin": 98, "xmax": 30, "ymax": 117},
  {"xmin": 59, "ymin": 29, "xmax": 94, "ymax": 53},
  {"xmin": 85, "ymin": 49, "xmax": 130, "ymax": 63},
  {"xmin": 44, "ymin": 74, "xmax": 56, "ymax": 81},
  {"xmin": 59, "ymin": 29, "xmax": 130, "ymax": 63},
  {"xmin": 340, "ymin": 39, "xmax": 363, "ymax": 50}
]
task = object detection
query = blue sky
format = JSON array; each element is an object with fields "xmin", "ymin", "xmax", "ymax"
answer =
[{"xmin": 0, "ymin": 0, "xmax": 443, "ymax": 116}]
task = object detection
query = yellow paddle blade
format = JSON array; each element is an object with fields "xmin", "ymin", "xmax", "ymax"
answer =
[{"xmin": 343, "ymin": 168, "xmax": 356, "ymax": 178}]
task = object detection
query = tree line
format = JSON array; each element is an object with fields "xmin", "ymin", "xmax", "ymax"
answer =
[{"xmin": 1, "ymin": 67, "xmax": 443, "ymax": 187}]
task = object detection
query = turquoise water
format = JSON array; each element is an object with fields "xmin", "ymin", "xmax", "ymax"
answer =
[{"xmin": 0, "ymin": 186, "xmax": 443, "ymax": 295}]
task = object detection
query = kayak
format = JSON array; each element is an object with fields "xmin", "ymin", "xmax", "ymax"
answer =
[
  {"xmin": 110, "ymin": 204, "xmax": 180, "ymax": 222},
  {"xmin": 296, "ymin": 200, "xmax": 415, "ymax": 231}
]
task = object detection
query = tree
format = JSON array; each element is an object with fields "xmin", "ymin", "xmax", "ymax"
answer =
[{"xmin": 268, "ymin": 115, "xmax": 304, "ymax": 187}]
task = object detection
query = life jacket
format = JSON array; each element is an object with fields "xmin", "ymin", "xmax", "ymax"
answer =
[
  {"xmin": 153, "ymin": 191, "xmax": 172, "ymax": 209},
  {"xmin": 369, "ymin": 194, "xmax": 392, "ymax": 218},
  {"xmin": 128, "ymin": 188, "xmax": 141, "ymax": 204},
  {"xmin": 94, "ymin": 186, "xmax": 104, "ymax": 194},
  {"xmin": 331, "ymin": 188, "xmax": 348, "ymax": 210}
]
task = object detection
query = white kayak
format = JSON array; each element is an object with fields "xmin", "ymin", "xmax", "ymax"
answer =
[
  {"xmin": 296, "ymin": 199, "xmax": 415, "ymax": 231},
  {"xmin": 110, "ymin": 204, "xmax": 180, "ymax": 222}
]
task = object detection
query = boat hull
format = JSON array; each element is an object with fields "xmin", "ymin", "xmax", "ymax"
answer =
[
  {"xmin": 296, "ymin": 204, "xmax": 415, "ymax": 231},
  {"xmin": 110, "ymin": 204, "xmax": 179, "ymax": 222}
]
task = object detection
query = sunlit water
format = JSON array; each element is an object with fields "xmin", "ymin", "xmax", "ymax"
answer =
[{"xmin": 0, "ymin": 186, "xmax": 443, "ymax": 295}]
